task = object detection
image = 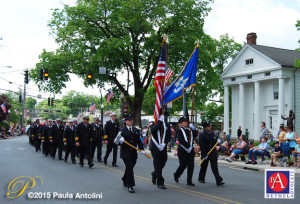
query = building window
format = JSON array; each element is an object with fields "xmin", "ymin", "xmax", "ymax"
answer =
[
  {"xmin": 273, "ymin": 83, "xmax": 279, "ymax": 100},
  {"xmin": 265, "ymin": 72, "xmax": 271, "ymax": 76},
  {"xmin": 231, "ymin": 77, "xmax": 236, "ymax": 81},
  {"xmin": 245, "ymin": 58, "xmax": 254, "ymax": 65},
  {"xmin": 270, "ymin": 110, "xmax": 278, "ymax": 115},
  {"xmin": 247, "ymin": 75, "xmax": 252, "ymax": 79}
]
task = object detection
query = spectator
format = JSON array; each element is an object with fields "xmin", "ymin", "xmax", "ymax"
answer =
[
  {"xmin": 170, "ymin": 124, "xmax": 176, "ymax": 149},
  {"xmin": 245, "ymin": 129, "xmax": 249, "ymax": 142},
  {"xmin": 245, "ymin": 137, "xmax": 269, "ymax": 165},
  {"xmin": 270, "ymin": 141, "xmax": 282, "ymax": 167},
  {"xmin": 225, "ymin": 134, "xmax": 247, "ymax": 162},
  {"xmin": 278, "ymin": 125, "xmax": 286, "ymax": 143},
  {"xmin": 292, "ymin": 139, "xmax": 300, "ymax": 168},
  {"xmin": 237, "ymin": 126, "xmax": 242, "ymax": 141},
  {"xmin": 285, "ymin": 125, "xmax": 298, "ymax": 164},
  {"xmin": 260, "ymin": 122, "xmax": 269, "ymax": 141},
  {"xmin": 142, "ymin": 126, "xmax": 148, "ymax": 149}
]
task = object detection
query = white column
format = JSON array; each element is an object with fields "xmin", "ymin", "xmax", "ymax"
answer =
[
  {"xmin": 254, "ymin": 81, "xmax": 260, "ymax": 140},
  {"xmin": 278, "ymin": 77, "xmax": 285, "ymax": 125},
  {"xmin": 239, "ymin": 83, "xmax": 245, "ymax": 131},
  {"xmin": 224, "ymin": 85, "xmax": 229, "ymax": 135}
]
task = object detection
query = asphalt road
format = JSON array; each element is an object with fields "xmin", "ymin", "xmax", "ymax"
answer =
[{"xmin": 1, "ymin": 136, "xmax": 299, "ymax": 204}]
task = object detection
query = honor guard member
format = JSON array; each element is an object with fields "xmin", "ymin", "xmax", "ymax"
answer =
[
  {"xmin": 117, "ymin": 114, "xmax": 145, "ymax": 193},
  {"xmin": 49, "ymin": 118, "xmax": 65, "ymax": 160},
  {"xmin": 33, "ymin": 120, "xmax": 42, "ymax": 152},
  {"xmin": 104, "ymin": 112, "xmax": 120, "ymax": 167},
  {"xmin": 29, "ymin": 123, "xmax": 35, "ymax": 146},
  {"xmin": 75, "ymin": 116, "xmax": 94, "ymax": 168},
  {"xmin": 42, "ymin": 119, "xmax": 52, "ymax": 157},
  {"xmin": 41, "ymin": 119, "xmax": 47, "ymax": 155},
  {"xmin": 73, "ymin": 119, "xmax": 79, "ymax": 158},
  {"xmin": 197, "ymin": 121, "xmax": 224, "ymax": 186},
  {"xmin": 63, "ymin": 119, "xmax": 76, "ymax": 164},
  {"xmin": 91, "ymin": 117, "xmax": 104, "ymax": 162},
  {"xmin": 150, "ymin": 115, "xmax": 171, "ymax": 189},
  {"xmin": 173, "ymin": 117, "xmax": 197, "ymax": 186}
]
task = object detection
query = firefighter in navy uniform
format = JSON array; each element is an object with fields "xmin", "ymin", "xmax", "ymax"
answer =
[
  {"xmin": 104, "ymin": 112, "xmax": 120, "ymax": 167},
  {"xmin": 41, "ymin": 120, "xmax": 47, "ymax": 155},
  {"xmin": 150, "ymin": 115, "xmax": 171, "ymax": 189},
  {"xmin": 197, "ymin": 121, "xmax": 224, "ymax": 186},
  {"xmin": 73, "ymin": 119, "xmax": 79, "ymax": 158},
  {"xmin": 42, "ymin": 119, "xmax": 52, "ymax": 157},
  {"xmin": 173, "ymin": 117, "xmax": 198, "ymax": 186},
  {"xmin": 116, "ymin": 114, "xmax": 145, "ymax": 193},
  {"xmin": 63, "ymin": 119, "xmax": 76, "ymax": 164},
  {"xmin": 33, "ymin": 120, "xmax": 41, "ymax": 152},
  {"xmin": 49, "ymin": 118, "xmax": 65, "ymax": 160},
  {"xmin": 75, "ymin": 116, "xmax": 94, "ymax": 168},
  {"xmin": 91, "ymin": 117, "xmax": 104, "ymax": 162},
  {"xmin": 29, "ymin": 123, "xmax": 35, "ymax": 146}
]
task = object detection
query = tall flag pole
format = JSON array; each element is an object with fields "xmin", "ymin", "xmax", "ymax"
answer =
[{"xmin": 154, "ymin": 38, "xmax": 168, "ymax": 124}]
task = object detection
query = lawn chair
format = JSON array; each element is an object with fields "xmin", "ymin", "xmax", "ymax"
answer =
[{"xmin": 278, "ymin": 142, "xmax": 290, "ymax": 167}]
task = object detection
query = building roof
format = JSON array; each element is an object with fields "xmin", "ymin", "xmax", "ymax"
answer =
[{"xmin": 249, "ymin": 44, "xmax": 300, "ymax": 68}]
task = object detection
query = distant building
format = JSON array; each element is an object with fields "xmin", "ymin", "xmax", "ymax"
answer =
[{"xmin": 222, "ymin": 33, "xmax": 300, "ymax": 140}]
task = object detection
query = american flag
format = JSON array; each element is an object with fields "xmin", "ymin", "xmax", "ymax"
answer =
[
  {"xmin": 154, "ymin": 39, "xmax": 167, "ymax": 123},
  {"xmin": 106, "ymin": 90, "xmax": 114, "ymax": 104},
  {"xmin": 104, "ymin": 110, "xmax": 111, "ymax": 116},
  {"xmin": 89, "ymin": 102, "xmax": 96, "ymax": 112},
  {"xmin": 1, "ymin": 103, "xmax": 6, "ymax": 113},
  {"xmin": 164, "ymin": 68, "xmax": 174, "ymax": 88},
  {"xmin": 14, "ymin": 108, "xmax": 18, "ymax": 115}
]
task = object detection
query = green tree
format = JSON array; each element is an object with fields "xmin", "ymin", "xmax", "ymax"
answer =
[
  {"xmin": 26, "ymin": 97, "xmax": 37, "ymax": 109},
  {"xmin": 201, "ymin": 102, "xmax": 224, "ymax": 130},
  {"xmin": 29, "ymin": 0, "xmax": 213, "ymax": 125}
]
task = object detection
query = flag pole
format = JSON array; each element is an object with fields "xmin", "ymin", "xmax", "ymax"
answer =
[{"xmin": 160, "ymin": 36, "xmax": 167, "ymax": 141}]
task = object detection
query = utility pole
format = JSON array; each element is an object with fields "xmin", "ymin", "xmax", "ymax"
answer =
[
  {"xmin": 183, "ymin": 90, "xmax": 187, "ymax": 117},
  {"xmin": 21, "ymin": 78, "xmax": 26, "ymax": 129}
]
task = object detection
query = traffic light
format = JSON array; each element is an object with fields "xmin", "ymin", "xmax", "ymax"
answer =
[
  {"xmin": 40, "ymin": 69, "xmax": 44, "ymax": 80},
  {"xmin": 44, "ymin": 69, "xmax": 49, "ymax": 80},
  {"xmin": 24, "ymin": 70, "xmax": 29, "ymax": 84},
  {"xmin": 48, "ymin": 97, "xmax": 51, "ymax": 106},
  {"xmin": 51, "ymin": 98, "xmax": 54, "ymax": 106},
  {"xmin": 87, "ymin": 71, "xmax": 92, "ymax": 81},
  {"xmin": 19, "ymin": 94, "xmax": 22, "ymax": 103}
]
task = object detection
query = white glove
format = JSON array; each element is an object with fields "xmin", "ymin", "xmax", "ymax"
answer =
[
  {"xmin": 119, "ymin": 137, "xmax": 125, "ymax": 144},
  {"xmin": 187, "ymin": 146, "xmax": 193, "ymax": 153},
  {"xmin": 141, "ymin": 150, "xmax": 145, "ymax": 155},
  {"xmin": 189, "ymin": 123, "xmax": 195, "ymax": 130},
  {"xmin": 204, "ymin": 156, "xmax": 208, "ymax": 160},
  {"xmin": 159, "ymin": 115, "xmax": 164, "ymax": 122}
]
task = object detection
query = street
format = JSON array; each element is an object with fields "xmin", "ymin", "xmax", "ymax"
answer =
[{"xmin": 1, "ymin": 136, "xmax": 299, "ymax": 204}]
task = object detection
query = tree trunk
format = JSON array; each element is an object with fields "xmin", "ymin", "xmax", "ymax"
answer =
[{"xmin": 128, "ymin": 94, "xmax": 144, "ymax": 127}]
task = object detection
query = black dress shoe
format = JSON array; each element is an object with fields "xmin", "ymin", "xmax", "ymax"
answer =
[
  {"xmin": 217, "ymin": 181, "xmax": 225, "ymax": 186},
  {"xmin": 72, "ymin": 161, "xmax": 76, "ymax": 164},
  {"xmin": 89, "ymin": 163, "xmax": 94, "ymax": 168},
  {"xmin": 98, "ymin": 159, "xmax": 103, "ymax": 162},
  {"xmin": 198, "ymin": 179, "xmax": 205, "ymax": 183},
  {"xmin": 245, "ymin": 161, "xmax": 252, "ymax": 164},
  {"xmin": 112, "ymin": 164, "xmax": 118, "ymax": 167},
  {"xmin": 59, "ymin": 158, "xmax": 63, "ymax": 160},
  {"xmin": 158, "ymin": 185, "xmax": 166, "ymax": 189},
  {"xmin": 64, "ymin": 160, "xmax": 67, "ymax": 163},
  {"xmin": 252, "ymin": 161, "xmax": 257, "ymax": 165},
  {"xmin": 128, "ymin": 187, "xmax": 135, "ymax": 193},
  {"xmin": 52, "ymin": 157, "xmax": 55, "ymax": 159},
  {"xmin": 151, "ymin": 172, "xmax": 156, "ymax": 185},
  {"xmin": 173, "ymin": 173, "xmax": 179, "ymax": 183},
  {"xmin": 104, "ymin": 158, "xmax": 107, "ymax": 165},
  {"xmin": 79, "ymin": 163, "xmax": 84, "ymax": 167},
  {"xmin": 187, "ymin": 183, "xmax": 195, "ymax": 186}
]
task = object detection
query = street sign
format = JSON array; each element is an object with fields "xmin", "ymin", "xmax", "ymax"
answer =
[{"xmin": 99, "ymin": 67, "xmax": 106, "ymax": 74}]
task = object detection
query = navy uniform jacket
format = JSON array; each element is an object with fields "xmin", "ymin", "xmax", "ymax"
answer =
[
  {"xmin": 197, "ymin": 130, "xmax": 218, "ymax": 159},
  {"xmin": 92, "ymin": 123, "xmax": 104, "ymax": 142},
  {"xmin": 176, "ymin": 127, "xmax": 197, "ymax": 156},
  {"xmin": 104, "ymin": 120, "xmax": 120, "ymax": 143},
  {"xmin": 120, "ymin": 127, "xmax": 144, "ymax": 159},
  {"xmin": 49, "ymin": 124, "xmax": 65, "ymax": 143},
  {"xmin": 33, "ymin": 125, "xmax": 41, "ymax": 139},
  {"xmin": 42, "ymin": 125, "xmax": 51, "ymax": 143},
  {"xmin": 75, "ymin": 122, "xmax": 92, "ymax": 146},
  {"xmin": 63, "ymin": 126, "xmax": 76, "ymax": 144},
  {"xmin": 149, "ymin": 120, "xmax": 171, "ymax": 152}
]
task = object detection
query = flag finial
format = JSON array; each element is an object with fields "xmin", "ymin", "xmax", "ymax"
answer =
[
  {"xmin": 162, "ymin": 33, "xmax": 168, "ymax": 42},
  {"xmin": 195, "ymin": 39, "xmax": 201, "ymax": 47}
]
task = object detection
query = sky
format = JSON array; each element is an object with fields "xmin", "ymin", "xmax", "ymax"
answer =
[{"xmin": 1, "ymin": 0, "xmax": 300, "ymax": 102}]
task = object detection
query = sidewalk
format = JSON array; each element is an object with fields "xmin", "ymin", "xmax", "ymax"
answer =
[{"xmin": 144, "ymin": 148, "xmax": 300, "ymax": 176}]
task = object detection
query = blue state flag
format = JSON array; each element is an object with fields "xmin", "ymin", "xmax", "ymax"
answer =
[{"xmin": 163, "ymin": 46, "xmax": 199, "ymax": 106}]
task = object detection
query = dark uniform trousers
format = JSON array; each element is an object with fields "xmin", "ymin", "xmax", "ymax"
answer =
[
  {"xmin": 120, "ymin": 127, "xmax": 144, "ymax": 188},
  {"xmin": 104, "ymin": 120, "xmax": 119, "ymax": 165},
  {"xmin": 65, "ymin": 144, "xmax": 76, "ymax": 162},
  {"xmin": 79, "ymin": 144, "xmax": 92, "ymax": 165},
  {"xmin": 198, "ymin": 131, "xmax": 223, "ymax": 184},
  {"xmin": 91, "ymin": 141, "xmax": 102, "ymax": 161},
  {"xmin": 42, "ymin": 125, "xmax": 51, "ymax": 156},
  {"xmin": 149, "ymin": 120, "xmax": 171, "ymax": 186},
  {"xmin": 75, "ymin": 123, "xmax": 93, "ymax": 165},
  {"xmin": 34, "ymin": 125, "xmax": 42, "ymax": 151},
  {"xmin": 51, "ymin": 142, "xmax": 64, "ymax": 159}
]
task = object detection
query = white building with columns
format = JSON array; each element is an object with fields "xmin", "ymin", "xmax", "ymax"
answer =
[{"xmin": 222, "ymin": 33, "xmax": 300, "ymax": 140}]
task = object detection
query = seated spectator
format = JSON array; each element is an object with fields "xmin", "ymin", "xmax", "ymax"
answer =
[
  {"xmin": 245, "ymin": 137, "xmax": 269, "ymax": 165},
  {"xmin": 278, "ymin": 125, "xmax": 286, "ymax": 143},
  {"xmin": 291, "ymin": 139, "xmax": 300, "ymax": 168},
  {"xmin": 225, "ymin": 135, "xmax": 247, "ymax": 162},
  {"xmin": 270, "ymin": 141, "xmax": 282, "ymax": 167}
]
